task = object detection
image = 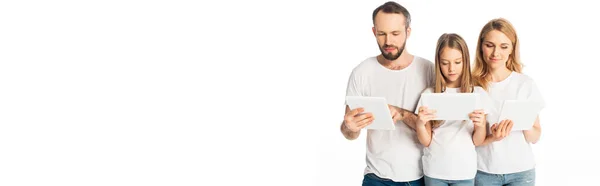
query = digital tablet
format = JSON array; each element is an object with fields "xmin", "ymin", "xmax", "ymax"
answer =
[
  {"xmin": 420, "ymin": 93, "xmax": 480, "ymax": 120},
  {"xmin": 495, "ymin": 100, "xmax": 544, "ymax": 131},
  {"xmin": 345, "ymin": 96, "xmax": 395, "ymax": 130}
]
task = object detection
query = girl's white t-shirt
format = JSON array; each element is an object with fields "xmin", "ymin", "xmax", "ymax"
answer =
[{"xmin": 415, "ymin": 86, "xmax": 496, "ymax": 180}]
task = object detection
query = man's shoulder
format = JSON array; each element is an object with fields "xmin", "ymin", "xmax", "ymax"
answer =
[
  {"xmin": 350, "ymin": 56, "xmax": 378, "ymax": 75},
  {"xmin": 413, "ymin": 55, "xmax": 434, "ymax": 67},
  {"xmin": 421, "ymin": 87, "xmax": 434, "ymax": 93}
]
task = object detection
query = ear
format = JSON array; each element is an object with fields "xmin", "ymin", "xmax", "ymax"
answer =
[
  {"xmin": 372, "ymin": 27, "xmax": 376, "ymax": 36},
  {"xmin": 406, "ymin": 27, "xmax": 411, "ymax": 38}
]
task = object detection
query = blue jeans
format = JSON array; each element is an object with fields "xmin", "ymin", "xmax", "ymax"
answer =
[
  {"xmin": 362, "ymin": 173, "xmax": 424, "ymax": 186},
  {"xmin": 424, "ymin": 176, "xmax": 474, "ymax": 186},
  {"xmin": 474, "ymin": 169, "xmax": 535, "ymax": 186}
]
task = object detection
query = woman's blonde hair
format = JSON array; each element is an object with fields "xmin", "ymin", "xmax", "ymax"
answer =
[
  {"xmin": 472, "ymin": 18, "xmax": 523, "ymax": 90},
  {"xmin": 431, "ymin": 33, "xmax": 473, "ymax": 128}
]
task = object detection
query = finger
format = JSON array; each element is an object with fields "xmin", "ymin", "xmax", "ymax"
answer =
[
  {"xmin": 391, "ymin": 110, "xmax": 400, "ymax": 118},
  {"xmin": 490, "ymin": 123, "xmax": 498, "ymax": 134},
  {"xmin": 347, "ymin": 108, "xmax": 364, "ymax": 117},
  {"xmin": 356, "ymin": 117, "xmax": 374, "ymax": 128},
  {"xmin": 355, "ymin": 113, "xmax": 374, "ymax": 122},
  {"xmin": 506, "ymin": 120, "xmax": 514, "ymax": 133},
  {"xmin": 498, "ymin": 120, "xmax": 508, "ymax": 133},
  {"xmin": 392, "ymin": 114, "xmax": 401, "ymax": 121}
]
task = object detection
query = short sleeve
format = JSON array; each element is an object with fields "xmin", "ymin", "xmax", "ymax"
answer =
[
  {"xmin": 475, "ymin": 87, "xmax": 497, "ymax": 115},
  {"xmin": 428, "ymin": 61, "xmax": 436, "ymax": 87},
  {"xmin": 414, "ymin": 88, "xmax": 433, "ymax": 115},
  {"xmin": 344, "ymin": 70, "xmax": 362, "ymax": 105},
  {"xmin": 527, "ymin": 80, "xmax": 546, "ymax": 109}
]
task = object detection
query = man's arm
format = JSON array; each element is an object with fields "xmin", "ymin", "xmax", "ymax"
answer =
[
  {"xmin": 341, "ymin": 106, "xmax": 360, "ymax": 140},
  {"xmin": 340, "ymin": 106, "xmax": 374, "ymax": 140},
  {"xmin": 389, "ymin": 105, "xmax": 419, "ymax": 130}
]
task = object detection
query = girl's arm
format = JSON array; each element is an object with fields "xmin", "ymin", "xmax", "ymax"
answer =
[
  {"xmin": 416, "ymin": 121, "xmax": 433, "ymax": 147},
  {"xmin": 472, "ymin": 123, "xmax": 487, "ymax": 146},
  {"xmin": 471, "ymin": 110, "xmax": 487, "ymax": 146}
]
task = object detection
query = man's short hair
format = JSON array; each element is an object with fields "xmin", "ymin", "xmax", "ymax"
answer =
[{"xmin": 372, "ymin": 1, "xmax": 411, "ymax": 29}]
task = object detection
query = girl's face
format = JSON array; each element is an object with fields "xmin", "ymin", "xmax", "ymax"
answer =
[
  {"xmin": 482, "ymin": 30, "xmax": 513, "ymax": 70},
  {"xmin": 439, "ymin": 47, "xmax": 463, "ymax": 87}
]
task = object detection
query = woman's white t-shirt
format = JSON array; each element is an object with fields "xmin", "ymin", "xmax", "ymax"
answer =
[{"xmin": 476, "ymin": 72, "xmax": 546, "ymax": 174}]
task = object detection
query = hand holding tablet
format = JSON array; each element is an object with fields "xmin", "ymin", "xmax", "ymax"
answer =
[
  {"xmin": 494, "ymin": 100, "xmax": 544, "ymax": 131},
  {"xmin": 419, "ymin": 93, "xmax": 480, "ymax": 120},
  {"xmin": 345, "ymin": 96, "xmax": 396, "ymax": 130}
]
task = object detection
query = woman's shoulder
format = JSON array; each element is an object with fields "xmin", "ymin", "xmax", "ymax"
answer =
[
  {"xmin": 510, "ymin": 72, "xmax": 536, "ymax": 84},
  {"xmin": 473, "ymin": 86, "xmax": 487, "ymax": 93}
]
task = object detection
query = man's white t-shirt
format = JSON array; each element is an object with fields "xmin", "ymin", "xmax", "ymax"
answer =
[
  {"xmin": 414, "ymin": 86, "xmax": 496, "ymax": 180},
  {"xmin": 345, "ymin": 56, "xmax": 434, "ymax": 182},
  {"xmin": 476, "ymin": 72, "xmax": 546, "ymax": 174}
]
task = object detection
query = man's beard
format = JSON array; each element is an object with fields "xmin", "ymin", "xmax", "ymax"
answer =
[{"xmin": 379, "ymin": 41, "xmax": 406, "ymax": 61}]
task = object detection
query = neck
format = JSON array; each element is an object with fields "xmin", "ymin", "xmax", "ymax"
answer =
[
  {"xmin": 446, "ymin": 81, "xmax": 459, "ymax": 88},
  {"xmin": 489, "ymin": 67, "xmax": 512, "ymax": 82},
  {"xmin": 377, "ymin": 50, "xmax": 413, "ymax": 70}
]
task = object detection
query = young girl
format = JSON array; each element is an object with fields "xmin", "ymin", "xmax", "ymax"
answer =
[
  {"xmin": 415, "ymin": 33, "xmax": 495, "ymax": 186},
  {"xmin": 472, "ymin": 18, "xmax": 545, "ymax": 186}
]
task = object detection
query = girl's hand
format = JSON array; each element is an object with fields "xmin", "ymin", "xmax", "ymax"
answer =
[
  {"xmin": 417, "ymin": 106, "xmax": 436, "ymax": 126},
  {"xmin": 469, "ymin": 109, "xmax": 486, "ymax": 128}
]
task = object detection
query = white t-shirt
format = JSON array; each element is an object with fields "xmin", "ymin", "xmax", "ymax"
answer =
[
  {"xmin": 345, "ymin": 56, "xmax": 434, "ymax": 182},
  {"xmin": 476, "ymin": 72, "xmax": 546, "ymax": 174},
  {"xmin": 415, "ymin": 86, "xmax": 496, "ymax": 180}
]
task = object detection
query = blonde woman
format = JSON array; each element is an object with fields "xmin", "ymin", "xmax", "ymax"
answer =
[{"xmin": 472, "ymin": 18, "xmax": 545, "ymax": 186}]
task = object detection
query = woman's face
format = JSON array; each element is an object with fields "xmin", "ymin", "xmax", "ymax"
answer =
[{"xmin": 482, "ymin": 30, "xmax": 513, "ymax": 70}]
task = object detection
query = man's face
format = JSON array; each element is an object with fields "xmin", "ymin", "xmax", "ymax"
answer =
[{"xmin": 373, "ymin": 12, "xmax": 410, "ymax": 61}]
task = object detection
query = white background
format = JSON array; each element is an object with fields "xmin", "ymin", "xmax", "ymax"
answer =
[{"xmin": 0, "ymin": 0, "xmax": 597, "ymax": 185}]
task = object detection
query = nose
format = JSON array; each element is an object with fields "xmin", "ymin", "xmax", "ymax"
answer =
[
  {"xmin": 385, "ymin": 35, "xmax": 393, "ymax": 45},
  {"xmin": 492, "ymin": 48, "xmax": 499, "ymax": 57},
  {"xmin": 449, "ymin": 63, "xmax": 456, "ymax": 72}
]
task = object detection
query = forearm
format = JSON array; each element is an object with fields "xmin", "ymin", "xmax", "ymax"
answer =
[
  {"xmin": 415, "ymin": 123, "xmax": 432, "ymax": 147},
  {"xmin": 395, "ymin": 107, "xmax": 418, "ymax": 130},
  {"xmin": 523, "ymin": 125, "xmax": 541, "ymax": 144},
  {"xmin": 472, "ymin": 126, "xmax": 487, "ymax": 146},
  {"xmin": 341, "ymin": 121, "xmax": 360, "ymax": 140},
  {"xmin": 478, "ymin": 135, "xmax": 496, "ymax": 146},
  {"xmin": 523, "ymin": 116, "xmax": 541, "ymax": 144}
]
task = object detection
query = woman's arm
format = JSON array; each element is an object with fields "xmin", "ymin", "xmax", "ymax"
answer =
[{"xmin": 523, "ymin": 116, "xmax": 541, "ymax": 144}]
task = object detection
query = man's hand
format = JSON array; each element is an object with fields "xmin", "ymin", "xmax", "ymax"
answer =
[
  {"xmin": 388, "ymin": 105, "xmax": 402, "ymax": 123},
  {"xmin": 343, "ymin": 108, "xmax": 374, "ymax": 133}
]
